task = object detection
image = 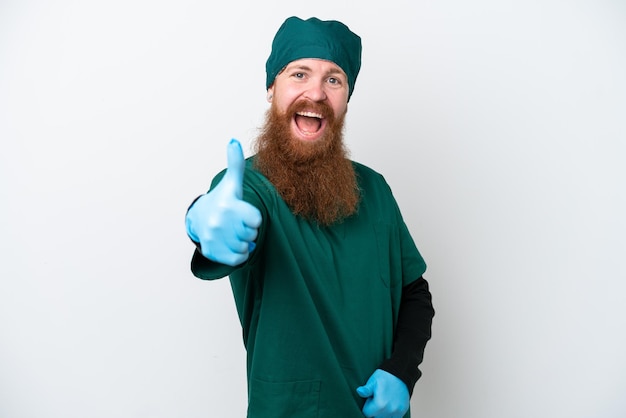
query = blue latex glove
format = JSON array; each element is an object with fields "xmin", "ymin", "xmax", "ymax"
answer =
[
  {"xmin": 185, "ymin": 139, "xmax": 262, "ymax": 266},
  {"xmin": 356, "ymin": 369, "xmax": 410, "ymax": 418}
]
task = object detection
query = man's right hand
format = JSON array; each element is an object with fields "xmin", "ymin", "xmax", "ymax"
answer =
[{"xmin": 185, "ymin": 139, "xmax": 262, "ymax": 266}]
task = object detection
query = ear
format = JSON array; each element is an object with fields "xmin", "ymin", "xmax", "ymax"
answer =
[{"xmin": 267, "ymin": 86, "xmax": 274, "ymax": 102}]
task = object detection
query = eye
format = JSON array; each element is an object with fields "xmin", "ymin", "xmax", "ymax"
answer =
[
  {"xmin": 327, "ymin": 76, "xmax": 345, "ymax": 87},
  {"xmin": 293, "ymin": 72, "xmax": 306, "ymax": 79}
]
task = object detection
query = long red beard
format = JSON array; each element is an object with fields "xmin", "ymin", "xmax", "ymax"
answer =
[{"xmin": 253, "ymin": 100, "xmax": 360, "ymax": 226}]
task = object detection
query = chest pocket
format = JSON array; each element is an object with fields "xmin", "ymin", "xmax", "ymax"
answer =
[
  {"xmin": 248, "ymin": 378, "xmax": 321, "ymax": 418},
  {"xmin": 323, "ymin": 220, "xmax": 398, "ymax": 289}
]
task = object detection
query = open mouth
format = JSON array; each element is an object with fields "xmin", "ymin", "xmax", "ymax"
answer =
[{"xmin": 294, "ymin": 111, "xmax": 324, "ymax": 136}]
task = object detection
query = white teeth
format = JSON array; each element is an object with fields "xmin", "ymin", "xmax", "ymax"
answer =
[{"xmin": 296, "ymin": 111, "xmax": 322, "ymax": 119}]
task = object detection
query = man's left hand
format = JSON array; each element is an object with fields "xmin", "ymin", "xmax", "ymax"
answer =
[{"xmin": 356, "ymin": 369, "xmax": 409, "ymax": 418}]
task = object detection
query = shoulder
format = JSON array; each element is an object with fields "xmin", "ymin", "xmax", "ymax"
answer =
[
  {"xmin": 352, "ymin": 160, "xmax": 381, "ymax": 177},
  {"xmin": 352, "ymin": 160, "xmax": 391, "ymax": 191}
]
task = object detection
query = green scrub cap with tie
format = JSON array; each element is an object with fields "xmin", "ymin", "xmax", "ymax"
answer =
[{"xmin": 265, "ymin": 16, "xmax": 362, "ymax": 101}]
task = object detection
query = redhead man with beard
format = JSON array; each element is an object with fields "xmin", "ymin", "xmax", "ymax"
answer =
[{"xmin": 185, "ymin": 16, "xmax": 434, "ymax": 418}]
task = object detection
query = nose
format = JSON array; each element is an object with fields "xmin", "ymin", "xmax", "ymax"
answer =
[{"xmin": 303, "ymin": 81, "xmax": 327, "ymax": 102}]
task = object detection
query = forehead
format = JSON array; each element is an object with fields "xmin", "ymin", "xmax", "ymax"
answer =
[{"xmin": 283, "ymin": 58, "xmax": 347, "ymax": 77}]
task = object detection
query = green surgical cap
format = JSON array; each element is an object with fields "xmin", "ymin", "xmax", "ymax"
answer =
[{"xmin": 265, "ymin": 16, "xmax": 362, "ymax": 101}]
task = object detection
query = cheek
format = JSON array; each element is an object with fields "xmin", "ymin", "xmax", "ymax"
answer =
[
  {"xmin": 274, "ymin": 99, "xmax": 293, "ymax": 117},
  {"xmin": 329, "ymin": 92, "xmax": 349, "ymax": 116},
  {"xmin": 333, "ymin": 102, "xmax": 348, "ymax": 118},
  {"xmin": 273, "ymin": 91, "xmax": 299, "ymax": 113}
]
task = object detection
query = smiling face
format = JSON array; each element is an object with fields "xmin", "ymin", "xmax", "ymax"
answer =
[
  {"xmin": 253, "ymin": 58, "xmax": 359, "ymax": 225},
  {"xmin": 267, "ymin": 58, "xmax": 350, "ymax": 144}
]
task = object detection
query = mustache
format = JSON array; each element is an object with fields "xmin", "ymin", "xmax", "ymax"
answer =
[{"xmin": 288, "ymin": 100, "xmax": 336, "ymax": 122}]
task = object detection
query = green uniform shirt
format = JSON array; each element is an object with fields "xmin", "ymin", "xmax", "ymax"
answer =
[{"xmin": 191, "ymin": 158, "xmax": 427, "ymax": 418}]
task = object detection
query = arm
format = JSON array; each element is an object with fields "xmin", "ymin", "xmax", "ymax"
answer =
[
  {"xmin": 357, "ymin": 277, "xmax": 434, "ymax": 417},
  {"xmin": 378, "ymin": 276, "xmax": 434, "ymax": 395}
]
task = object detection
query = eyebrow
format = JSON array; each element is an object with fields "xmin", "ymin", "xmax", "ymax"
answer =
[
  {"xmin": 284, "ymin": 64, "xmax": 346, "ymax": 78},
  {"xmin": 285, "ymin": 64, "xmax": 313, "ymax": 72}
]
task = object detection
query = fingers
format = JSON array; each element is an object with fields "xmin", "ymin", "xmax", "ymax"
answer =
[
  {"xmin": 224, "ymin": 138, "xmax": 246, "ymax": 199},
  {"xmin": 205, "ymin": 227, "xmax": 253, "ymax": 266},
  {"xmin": 215, "ymin": 214, "xmax": 260, "ymax": 264},
  {"xmin": 356, "ymin": 385, "xmax": 373, "ymax": 399},
  {"xmin": 234, "ymin": 223, "xmax": 259, "ymax": 244},
  {"xmin": 236, "ymin": 200, "xmax": 263, "ymax": 229}
]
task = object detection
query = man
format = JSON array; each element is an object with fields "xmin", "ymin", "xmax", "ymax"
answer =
[{"xmin": 185, "ymin": 16, "xmax": 434, "ymax": 418}]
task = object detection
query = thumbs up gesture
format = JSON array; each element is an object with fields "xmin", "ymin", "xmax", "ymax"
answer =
[{"xmin": 185, "ymin": 139, "xmax": 263, "ymax": 266}]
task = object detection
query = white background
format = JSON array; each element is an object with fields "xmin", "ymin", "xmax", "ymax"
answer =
[{"xmin": 1, "ymin": 1, "xmax": 625, "ymax": 417}]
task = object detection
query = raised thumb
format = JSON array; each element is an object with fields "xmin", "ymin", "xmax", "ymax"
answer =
[{"xmin": 223, "ymin": 138, "xmax": 246, "ymax": 199}]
